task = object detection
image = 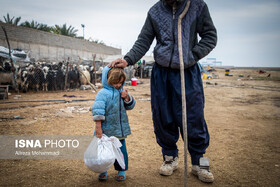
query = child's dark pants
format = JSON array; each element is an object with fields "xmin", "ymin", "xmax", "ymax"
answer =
[{"xmin": 114, "ymin": 139, "xmax": 128, "ymax": 171}]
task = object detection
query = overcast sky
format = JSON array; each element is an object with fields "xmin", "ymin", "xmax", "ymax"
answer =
[{"xmin": 1, "ymin": 0, "xmax": 280, "ymax": 67}]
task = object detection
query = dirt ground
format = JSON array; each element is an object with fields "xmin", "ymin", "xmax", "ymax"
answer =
[{"xmin": 0, "ymin": 67, "xmax": 279, "ymax": 186}]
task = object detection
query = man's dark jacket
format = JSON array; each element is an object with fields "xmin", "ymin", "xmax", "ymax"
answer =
[{"xmin": 124, "ymin": 0, "xmax": 217, "ymax": 69}]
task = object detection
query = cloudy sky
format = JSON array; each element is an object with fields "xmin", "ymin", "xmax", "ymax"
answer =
[{"xmin": 1, "ymin": 0, "xmax": 280, "ymax": 67}]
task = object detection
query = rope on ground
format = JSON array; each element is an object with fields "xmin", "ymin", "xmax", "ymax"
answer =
[
  {"xmin": 0, "ymin": 99, "xmax": 95, "ymax": 111},
  {"xmin": 0, "ymin": 99, "xmax": 94, "ymax": 104}
]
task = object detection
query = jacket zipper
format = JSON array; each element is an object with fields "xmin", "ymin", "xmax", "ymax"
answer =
[
  {"xmin": 119, "ymin": 91, "xmax": 124, "ymax": 137},
  {"xmin": 168, "ymin": 3, "xmax": 177, "ymax": 68},
  {"xmin": 172, "ymin": 3, "xmax": 176, "ymax": 19},
  {"xmin": 112, "ymin": 88, "xmax": 115, "ymax": 100}
]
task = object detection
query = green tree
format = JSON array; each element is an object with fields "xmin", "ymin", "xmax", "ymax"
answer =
[
  {"xmin": 38, "ymin": 23, "xmax": 52, "ymax": 32},
  {"xmin": 21, "ymin": 20, "xmax": 52, "ymax": 32},
  {"xmin": 20, "ymin": 20, "xmax": 39, "ymax": 29},
  {"xmin": 88, "ymin": 37, "xmax": 105, "ymax": 45},
  {"xmin": 2, "ymin": 13, "xmax": 21, "ymax": 25},
  {"xmin": 52, "ymin": 23, "xmax": 78, "ymax": 37}
]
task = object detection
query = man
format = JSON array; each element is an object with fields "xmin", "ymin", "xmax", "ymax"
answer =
[{"xmin": 109, "ymin": 0, "xmax": 217, "ymax": 183}]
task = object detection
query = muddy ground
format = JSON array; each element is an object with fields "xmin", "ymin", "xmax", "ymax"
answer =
[{"xmin": 0, "ymin": 68, "xmax": 279, "ymax": 186}]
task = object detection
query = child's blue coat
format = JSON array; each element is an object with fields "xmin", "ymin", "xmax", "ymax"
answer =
[{"xmin": 92, "ymin": 66, "xmax": 135, "ymax": 138}]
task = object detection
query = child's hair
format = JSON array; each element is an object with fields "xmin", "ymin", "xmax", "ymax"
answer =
[{"xmin": 107, "ymin": 67, "xmax": 126, "ymax": 85}]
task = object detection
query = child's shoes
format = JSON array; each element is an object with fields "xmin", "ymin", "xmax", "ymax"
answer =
[
  {"xmin": 98, "ymin": 171, "xmax": 108, "ymax": 181},
  {"xmin": 116, "ymin": 171, "xmax": 126, "ymax": 181}
]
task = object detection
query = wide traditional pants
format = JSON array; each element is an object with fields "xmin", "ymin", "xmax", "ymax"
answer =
[{"xmin": 151, "ymin": 63, "xmax": 209, "ymax": 165}]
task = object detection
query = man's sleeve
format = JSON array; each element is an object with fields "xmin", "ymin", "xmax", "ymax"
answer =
[
  {"xmin": 124, "ymin": 13, "xmax": 156, "ymax": 65},
  {"xmin": 192, "ymin": 4, "xmax": 217, "ymax": 61}
]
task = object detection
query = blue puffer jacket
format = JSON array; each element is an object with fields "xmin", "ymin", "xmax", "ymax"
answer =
[
  {"xmin": 124, "ymin": 0, "xmax": 217, "ymax": 69},
  {"xmin": 92, "ymin": 66, "xmax": 135, "ymax": 138}
]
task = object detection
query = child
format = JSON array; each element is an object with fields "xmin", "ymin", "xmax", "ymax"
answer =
[{"xmin": 92, "ymin": 66, "xmax": 135, "ymax": 181}]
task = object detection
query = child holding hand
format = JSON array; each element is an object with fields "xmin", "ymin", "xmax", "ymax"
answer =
[{"xmin": 92, "ymin": 66, "xmax": 135, "ymax": 181}]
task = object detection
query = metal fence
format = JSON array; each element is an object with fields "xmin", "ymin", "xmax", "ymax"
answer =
[{"xmin": 0, "ymin": 59, "xmax": 153, "ymax": 94}]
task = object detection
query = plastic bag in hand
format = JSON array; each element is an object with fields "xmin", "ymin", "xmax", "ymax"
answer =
[{"xmin": 84, "ymin": 134, "xmax": 125, "ymax": 173}]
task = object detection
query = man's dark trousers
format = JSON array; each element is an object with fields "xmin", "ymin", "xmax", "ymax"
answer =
[{"xmin": 151, "ymin": 62, "xmax": 209, "ymax": 165}]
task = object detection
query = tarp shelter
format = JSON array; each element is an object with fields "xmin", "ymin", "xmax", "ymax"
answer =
[
  {"xmin": 102, "ymin": 55, "xmax": 154, "ymax": 65},
  {"xmin": 102, "ymin": 55, "xmax": 124, "ymax": 64}
]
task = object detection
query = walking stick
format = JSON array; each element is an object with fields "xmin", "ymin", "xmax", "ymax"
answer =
[
  {"xmin": 77, "ymin": 56, "xmax": 97, "ymax": 91},
  {"xmin": 64, "ymin": 57, "xmax": 69, "ymax": 90},
  {"xmin": 177, "ymin": 1, "xmax": 191, "ymax": 186},
  {"xmin": 1, "ymin": 26, "xmax": 18, "ymax": 92}
]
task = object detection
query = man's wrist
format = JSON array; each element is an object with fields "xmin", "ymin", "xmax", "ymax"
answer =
[
  {"xmin": 123, "ymin": 59, "xmax": 128, "ymax": 67},
  {"xmin": 124, "ymin": 56, "xmax": 132, "ymax": 66}
]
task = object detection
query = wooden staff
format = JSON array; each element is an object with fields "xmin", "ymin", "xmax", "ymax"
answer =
[
  {"xmin": 178, "ymin": 1, "xmax": 191, "ymax": 186},
  {"xmin": 64, "ymin": 57, "xmax": 69, "ymax": 90},
  {"xmin": 92, "ymin": 54, "xmax": 96, "ymax": 85},
  {"xmin": 77, "ymin": 56, "xmax": 97, "ymax": 91},
  {"xmin": 1, "ymin": 26, "xmax": 18, "ymax": 92}
]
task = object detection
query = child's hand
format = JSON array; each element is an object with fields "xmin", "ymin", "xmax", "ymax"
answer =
[
  {"xmin": 96, "ymin": 128, "xmax": 102, "ymax": 138},
  {"xmin": 95, "ymin": 121, "xmax": 102, "ymax": 138},
  {"xmin": 121, "ymin": 90, "xmax": 130, "ymax": 102}
]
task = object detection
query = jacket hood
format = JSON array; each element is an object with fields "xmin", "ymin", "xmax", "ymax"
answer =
[
  {"xmin": 102, "ymin": 66, "xmax": 125, "ymax": 91},
  {"xmin": 161, "ymin": 0, "xmax": 184, "ymax": 2},
  {"xmin": 160, "ymin": 0, "xmax": 188, "ymax": 12},
  {"xmin": 161, "ymin": 0, "xmax": 185, "ymax": 6}
]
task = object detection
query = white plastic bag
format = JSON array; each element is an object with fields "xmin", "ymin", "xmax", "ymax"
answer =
[
  {"xmin": 110, "ymin": 137, "xmax": 125, "ymax": 170},
  {"xmin": 84, "ymin": 135, "xmax": 125, "ymax": 173}
]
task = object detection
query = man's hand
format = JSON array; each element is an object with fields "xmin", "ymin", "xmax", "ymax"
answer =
[
  {"xmin": 95, "ymin": 121, "xmax": 102, "ymax": 138},
  {"xmin": 121, "ymin": 89, "xmax": 130, "ymax": 102},
  {"xmin": 108, "ymin": 58, "xmax": 128, "ymax": 68}
]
